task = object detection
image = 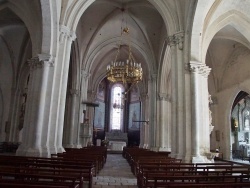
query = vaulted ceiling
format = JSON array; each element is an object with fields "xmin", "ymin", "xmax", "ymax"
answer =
[{"xmin": 75, "ymin": 0, "xmax": 166, "ymax": 84}]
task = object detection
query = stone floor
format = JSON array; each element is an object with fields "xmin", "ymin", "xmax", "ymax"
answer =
[{"xmin": 92, "ymin": 154, "xmax": 138, "ymax": 188}]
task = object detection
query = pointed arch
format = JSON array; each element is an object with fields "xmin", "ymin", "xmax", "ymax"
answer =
[{"xmin": 202, "ymin": 10, "xmax": 250, "ymax": 64}]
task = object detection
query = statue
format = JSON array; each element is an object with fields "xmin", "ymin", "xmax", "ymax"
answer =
[{"xmin": 208, "ymin": 94, "xmax": 214, "ymax": 134}]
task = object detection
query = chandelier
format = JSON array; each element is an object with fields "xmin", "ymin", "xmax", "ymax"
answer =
[{"xmin": 106, "ymin": 12, "xmax": 143, "ymax": 85}]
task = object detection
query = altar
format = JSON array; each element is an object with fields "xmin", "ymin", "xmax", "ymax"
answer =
[
  {"xmin": 109, "ymin": 141, "xmax": 126, "ymax": 151},
  {"xmin": 105, "ymin": 130, "xmax": 128, "ymax": 151}
]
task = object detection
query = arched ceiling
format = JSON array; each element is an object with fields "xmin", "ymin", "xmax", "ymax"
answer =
[
  {"xmin": 75, "ymin": 0, "xmax": 166, "ymax": 85},
  {"xmin": 190, "ymin": 0, "xmax": 250, "ymax": 93},
  {"xmin": 0, "ymin": 7, "xmax": 29, "ymax": 84}
]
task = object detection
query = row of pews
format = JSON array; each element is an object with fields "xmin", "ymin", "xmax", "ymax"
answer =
[
  {"xmin": 0, "ymin": 146, "xmax": 107, "ymax": 188},
  {"xmin": 123, "ymin": 147, "xmax": 250, "ymax": 188}
]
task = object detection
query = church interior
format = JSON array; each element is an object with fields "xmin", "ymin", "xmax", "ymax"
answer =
[{"xmin": 1, "ymin": 0, "xmax": 250, "ymax": 187}]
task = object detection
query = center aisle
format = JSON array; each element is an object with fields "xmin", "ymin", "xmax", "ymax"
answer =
[{"xmin": 93, "ymin": 154, "xmax": 138, "ymax": 188}]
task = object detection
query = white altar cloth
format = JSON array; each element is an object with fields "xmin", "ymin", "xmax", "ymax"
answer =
[{"xmin": 109, "ymin": 141, "xmax": 126, "ymax": 151}]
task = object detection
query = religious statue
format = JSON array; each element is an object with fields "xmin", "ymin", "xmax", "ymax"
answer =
[{"xmin": 208, "ymin": 94, "xmax": 214, "ymax": 134}]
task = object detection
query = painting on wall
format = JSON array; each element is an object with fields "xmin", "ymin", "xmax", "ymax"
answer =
[
  {"xmin": 129, "ymin": 102, "xmax": 140, "ymax": 130},
  {"xmin": 130, "ymin": 86, "xmax": 140, "ymax": 102},
  {"xmin": 94, "ymin": 101, "xmax": 105, "ymax": 129},
  {"xmin": 97, "ymin": 80, "xmax": 105, "ymax": 102}
]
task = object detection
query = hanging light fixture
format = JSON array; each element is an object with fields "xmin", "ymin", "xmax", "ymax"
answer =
[{"xmin": 106, "ymin": 8, "xmax": 143, "ymax": 87}]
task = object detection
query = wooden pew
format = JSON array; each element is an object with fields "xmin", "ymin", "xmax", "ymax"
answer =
[
  {"xmin": 0, "ymin": 171, "xmax": 80, "ymax": 188},
  {"xmin": 141, "ymin": 173, "xmax": 250, "ymax": 188},
  {"xmin": 0, "ymin": 146, "xmax": 107, "ymax": 188},
  {"xmin": 138, "ymin": 163, "xmax": 250, "ymax": 188},
  {"xmin": 0, "ymin": 181, "xmax": 70, "ymax": 188},
  {"xmin": 0, "ymin": 156, "xmax": 94, "ymax": 188},
  {"xmin": 55, "ymin": 146, "xmax": 107, "ymax": 172}
]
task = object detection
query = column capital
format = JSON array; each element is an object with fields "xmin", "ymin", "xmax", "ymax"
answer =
[
  {"xmin": 81, "ymin": 70, "xmax": 91, "ymax": 79},
  {"xmin": 149, "ymin": 73, "xmax": 157, "ymax": 83},
  {"xmin": 140, "ymin": 93, "xmax": 149, "ymax": 101},
  {"xmin": 166, "ymin": 31, "xmax": 184, "ymax": 50},
  {"xmin": 158, "ymin": 93, "xmax": 171, "ymax": 102},
  {"xmin": 28, "ymin": 54, "xmax": 54, "ymax": 70},
  {"xmin": 59, "ymin": 25, "xmax": 77, "ymax": 43},
  {"xmin": 70, "ymin": 89, "xmax": 80, "ymax": 96},
  {"xmin": 174, "ymin": 31, "xmax": 184, "ymax": 50},
  {"xmin": 189, "ymin": 61, "xmax": 211, "ymax": 77},
  {"xmin": 166, "ymin": 35, "xmax": 177, "ymax": 47}
]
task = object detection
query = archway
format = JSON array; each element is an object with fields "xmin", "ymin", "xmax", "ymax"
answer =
[{"xmin": 231, "ymin": 91, "xmax": 250, "ymax": 160}]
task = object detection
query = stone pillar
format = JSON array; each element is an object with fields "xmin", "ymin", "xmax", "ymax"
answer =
[
  {"xmin": 139, "ymin": 120, "xmax": 145, "ymax": 148},
  {"xmin": 200, "ymin": 68, "xmax": 211, "ymax": 154},
  {"xmin": 8, "ymin": 87, "xmax": 20, "ymax": 142},
  {"xmin": 190, "ymin": 61, "xmax": 211, "ymax": 162},
  {"xmin": 158, "ymin": 93, "xmax": 171, "ymax": 151},
  {"xmin": 16, "ymin": 54, "xmax": 54, "ymax": 157},
  {"xmin": 47, "ymin": 25, "xmax": 76, "ymax": 155},
  {"xmin": 175, "ymin": 32, "xmax": 185, "ymax": 159},
  {"xmin": 56, "ymin": 26, "xmax": 76, "ymax": 153},
  {"xmin": 77, "ymin": 70, "xmax": 90, "ymax": 147},
  {"xmin": 140, "ymin": 93, "xmax": 149, "ymax": 148},
  {"xmin": 190, "ymin": 62, "xmax": 200, "ymax": 158},
  {"xmin": 184, "ymin": 65, "xmax": 192, "ymax": 162},
  {"xmin": 65, "ymin": 89, "xmax": 79, "ymax": 148},
  {"xmin": 149, "ymin": 74, "xmax": 157, "ymax": 150},
  {"xmin": 168, "ymin": 35, "xmax": 177, "ymax": 158},
  {"xmin": 84, "ymin": 90, "xmax": 97, "ymax": 145},
  {"xmin": 167, "ymin": 32, "xmax": 186, "ymax": 159}
]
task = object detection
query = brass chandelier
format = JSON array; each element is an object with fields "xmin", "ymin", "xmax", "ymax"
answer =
[{"xmin": 106, "ymin": 18, "xmax": 143, "ymax": 85}]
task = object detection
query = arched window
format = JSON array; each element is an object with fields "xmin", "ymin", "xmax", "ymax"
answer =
[{"xmin": 110, "ymin": 84, "xmax": 124, "ymax": 131}]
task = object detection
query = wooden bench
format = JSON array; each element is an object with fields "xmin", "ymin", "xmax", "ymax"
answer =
[
  {"xmin": 141, "ymin": 173, "xmax": 250, "ymax": 188},
  {"xmin": 0, "ymin": 181, "xmax": 70, "ymax": 188},
  {"xmin": 137, "ymin": 162, "xmax": 250, "ymax": 187},
  {"xmin": 0, "ymin": 156, "xmax": 94, "ymax": 188},
  {"xmin": 0, "ymin": 171, "xmax": 80, "ymax": 188}
]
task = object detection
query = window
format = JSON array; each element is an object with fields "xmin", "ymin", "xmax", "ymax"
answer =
[{"xmin": 110, "ymin": 84, "xmax": 124, "ymax": 131}]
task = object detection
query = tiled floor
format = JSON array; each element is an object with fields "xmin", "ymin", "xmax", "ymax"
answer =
[{"xmin": 92, "ymin": 154, "xmax": 138, "ymax": 188}]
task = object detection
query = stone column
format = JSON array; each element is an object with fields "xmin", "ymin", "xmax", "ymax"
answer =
[
  {"xmin": 57, "ymin": 26, "xmax": 76, "ymax": 153},
  {"xmin": 16, "ymin": 54, "xmax": 54, "ymax": 157},
  {"xmin": 8, "ymin": 87, "xmax": 20, "ymax": 142},
  {"xmin": 84, "ymin": 90, "xmax": 97, "ymax": 145},
  {"xmin": 175, "ymin": 32, "xmax": 185, "ymax": 159},
  {"xmin": 158, "ymin": 93, "xmax": 171, "ymax": 151},
  {"xmin": 200, "ymin": 67, "xmax": 211, "ymax": 154},
  {"xmin": 149, "ymin": 74, "xmax": 157, "ymax": 150},
  {"xmin": 66, "ymin": 89, "xmax": 79, "ymax": 148},
  {"xmin": 190, "ymin": 62, "xmax": 200, "ymax": 158},
  {"xmin": 167, "ymin": 35, "xmax": 177, "ymax": 158},
  {"xmin": 190, "ymin": 61, "xmax": 211, "ymax": 162},
  {"xmin": 140, "ymin": 93, "xmax": 149, "ymax": 148},
  {"xmin": 184, "ymin": 65, "xmax": 192, "ymax": 162},
  {"xmin": 77, "ymin": 70, "xmax": 90, "ymax": 147},
  {"xmin": 47, "ymin": 25, "xmax": 76, "ymax": 155}
]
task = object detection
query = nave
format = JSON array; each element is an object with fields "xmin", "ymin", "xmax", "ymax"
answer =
[{"xmin": 93, "ymin": 154, "xmax": 137, "ymax": 188}]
